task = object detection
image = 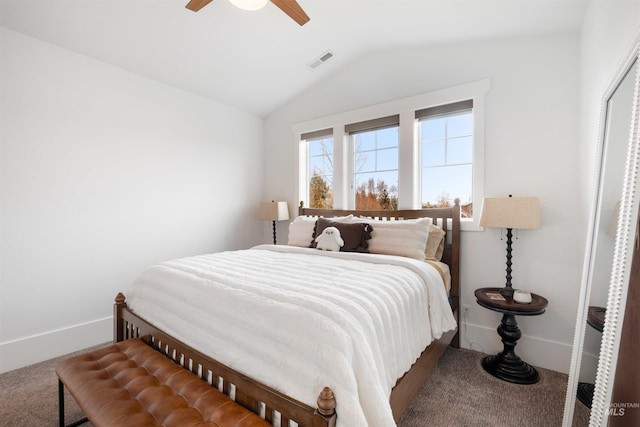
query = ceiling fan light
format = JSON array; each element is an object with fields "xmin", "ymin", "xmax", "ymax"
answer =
[{"xmin": 229, "ymin": 0, "xmax": 269, "ymax": 11}]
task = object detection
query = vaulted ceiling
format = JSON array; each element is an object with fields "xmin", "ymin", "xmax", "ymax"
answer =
[{"xmin": 0, "ymin": 0, "xmax": 588, "ymax": 117}]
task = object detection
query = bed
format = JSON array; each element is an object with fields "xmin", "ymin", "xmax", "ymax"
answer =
[{"xmin": 113, "ymin": 201, "xmax": 461, "ymax": 427}]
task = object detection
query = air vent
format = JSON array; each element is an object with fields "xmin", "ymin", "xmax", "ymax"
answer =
[{"xmin": 308, "ymin": 50, "xmax": 334, "ymax": 70}]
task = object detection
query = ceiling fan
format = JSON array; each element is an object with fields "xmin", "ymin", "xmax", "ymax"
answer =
[{"xmin": 185, "ymin": 0, "xmax": 310, "ymax": 26}]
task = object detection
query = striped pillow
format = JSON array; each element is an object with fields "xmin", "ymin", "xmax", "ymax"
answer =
[{"xmin": 353, "ymin": 217, "xmax": 433, "ymax": 260}]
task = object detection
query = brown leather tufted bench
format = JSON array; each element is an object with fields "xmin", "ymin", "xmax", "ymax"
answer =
[{"xmin": 56, "ymin": 338, "xmax": 270, "ymax": 427}]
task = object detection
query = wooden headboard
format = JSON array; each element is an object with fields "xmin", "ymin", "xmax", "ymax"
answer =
[{"xmin": 298, "ymin": 200, "xmax": 461, "ymax": 348}]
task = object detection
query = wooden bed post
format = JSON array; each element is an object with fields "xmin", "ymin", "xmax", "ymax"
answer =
[
  {"xmin": 450, "ymin": 199, "xmax": 461, "ymax": 349},
  {"xmin": 113, "ymin": 292, "xmax": 126, "ymax": 343},
  {"xmin": 313, "ymin": 387, "xmax": 337, "ymax": 427}
]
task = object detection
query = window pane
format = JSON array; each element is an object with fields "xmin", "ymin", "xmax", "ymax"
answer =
[
  {"xmin": 355, "ymin": 170, "xmax": 398, "ymax": 189},
  {"xmin": 307, "ymin": 137, "xmax": 334, "ymax": 209},
  {"xmin": 309, "ymin": 173, "xmax": 333, "ymax": 209},
  {"xmin": 422, "ymin": 140, "xmax": 445, "ymax": 167},
  {"xmin": 354, "ymin": 132, "xmax": 376, "ymax": 151},
  {"xmin": 421, "ymin": 118, "xmax": 445, "ymax": 141},
  {"xmin": 422, "ymin": 164, "xmax": 472, "ymax": 208},
  {"xmin": 447, "ymin": 114, "xmax": 473, "ymax": 137},
  {"xmin": 356, "ymin": 150, "xmax": 376, "ymax": 173},
  {"xmin": 355, "ymin": 171, "xmax": 398, "ymax": 210},
  {"xmin": 309, "ymin": 156, "xmax": 325, "ymax": 174},
  {"xmin": 308, "ymin": 155, "xmax": 333, "ymax": 176},
  {"xmin": 377, "ymin": 147, "xmax": 398, "ymax": 171},
  {"xmin": 448, "ymin": 136, "xmax": 473, "ymax": 164},
  {"xmin": 376, "ymin": 127, "xmax": 398, "ymax": 148},
  {"xmin": 309, "ymin": 138, "xmax": 333, "ymax": 156}
]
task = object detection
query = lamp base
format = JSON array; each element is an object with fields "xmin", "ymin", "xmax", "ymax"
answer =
[
  {"xmin": 271, "ymin": 220, "xmax": 277, "ymax": 245},
  {"xmin": 501, "ymin": 228, "xmax": 514, "ymax": 298}
]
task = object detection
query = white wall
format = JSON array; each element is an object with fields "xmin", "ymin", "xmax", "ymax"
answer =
[
  {"xmin": 579, "ymin": 0, "xmax": 640, "ymax": 211},
  {"xmin": 265, "ymin": 33, "xmax": 582, "ymax": 373},
  {"xmin": 0, "ymin": 28, "xmax": 264, "ymax": 372}
]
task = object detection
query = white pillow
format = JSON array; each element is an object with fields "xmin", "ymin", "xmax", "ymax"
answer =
[
  {"xmin": 287, "ymin": 215, "xmax": 353, "ymax": 247},
  {"xmin": 354, "ymin": 217, "xmax": 433, "ymax": 260}
]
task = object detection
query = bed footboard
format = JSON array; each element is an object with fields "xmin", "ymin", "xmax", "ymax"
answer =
[{"xmin": 114, "ymin": 293, "xmax": 336, "ymax": 427}]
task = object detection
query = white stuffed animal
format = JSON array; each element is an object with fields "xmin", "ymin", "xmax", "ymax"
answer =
[{"xmin": 315, "ymin": 226, "xmax": 344, "ymax": 251}]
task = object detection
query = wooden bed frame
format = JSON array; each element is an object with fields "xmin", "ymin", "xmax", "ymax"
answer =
[{"xmin": 114, "ymin": 200, "xmax": 461, "ymax": 426}]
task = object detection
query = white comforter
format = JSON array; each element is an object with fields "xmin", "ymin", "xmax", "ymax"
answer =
[{"xmin": 127, "ymin": 245, "xmax": 457, "ymax": 427}]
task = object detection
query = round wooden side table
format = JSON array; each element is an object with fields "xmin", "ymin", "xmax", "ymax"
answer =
[
  {"xmin": 577, "ymin": 305, "xmax": 606, "ymax": 408},
  {"xmin": 475, "ymin": 287, "xmax": 549, "ymax": 385}
]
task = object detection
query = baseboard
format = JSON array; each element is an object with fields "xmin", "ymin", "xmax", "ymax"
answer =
[
  {"xmin": 0, "ymin": 317, "xmax": 112, "ymax": 373},
  {"xmin": 460, "ymin": 322, "xmax": 573, "ymax": 374}
]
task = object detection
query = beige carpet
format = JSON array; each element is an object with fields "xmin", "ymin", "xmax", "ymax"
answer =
[
  {"xmin": 397, "ymin": 347, "xmax": 590, "ymax": 427},
  {"xmin": 0, "ymin": 344, "xmax": 589, "ymax": 426}
]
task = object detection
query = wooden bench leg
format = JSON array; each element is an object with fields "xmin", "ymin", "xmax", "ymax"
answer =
[{"xmin": 58, "ymin": 379, "xmax": 88, "ymax": 427}]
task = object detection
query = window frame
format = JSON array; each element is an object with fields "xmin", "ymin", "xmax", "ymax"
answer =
[
  {"xmin": 347, "ymin": 115, "xmax": 400, "ymax": 210},
  {"xmin": 300, "ymin": 128, "xmax": 334, "ymax": 209},
  {"xmin": 417, "ymin": 104, "xmax": 474, "ymax": 213},
  {"xmin": 294, "ymin": 79, "xmax": 490, "ymax": 231}
]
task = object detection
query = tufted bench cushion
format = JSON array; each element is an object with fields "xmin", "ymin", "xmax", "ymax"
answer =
[{"xmin": 56, "ymin": 338, "xmax": 270, "ymax": 427}]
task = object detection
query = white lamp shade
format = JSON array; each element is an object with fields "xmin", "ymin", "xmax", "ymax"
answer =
[
  {"xmin": 479, "ymin": 197, "xmax": 541, "ymax": 230},
  {"xmin": 259, "ymin": 201, "xmax": 290, "ymax": 221},
  {"xmin": 229, "ymin": 0, "xmax": 269, "ymax": 11}
]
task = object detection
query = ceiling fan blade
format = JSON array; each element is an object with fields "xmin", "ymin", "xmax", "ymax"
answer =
[
  {"xmin": 270, "ymin": 0, "xmax": 310, "ymax": 26},
  {"xmin": 186, "ymin": 0, "xmax": 214, "ymax": 12}
]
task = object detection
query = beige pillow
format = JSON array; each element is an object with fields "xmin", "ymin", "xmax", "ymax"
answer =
[
  {"xmin": 426, "ymin": 224, "xmax": 446, "ymax": 261},
  {"xmin": 353, "ymin": 217, "xmax": 432, "ymax": 260}
]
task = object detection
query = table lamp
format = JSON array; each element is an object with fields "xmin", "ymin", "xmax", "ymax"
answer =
[
  {"xmin": 479, "ymin": 195, "xmax": 541, "ymax": 297},
  {"xmin": 259, "ymin": 201, "xmax": 290, "ymax": 244}
]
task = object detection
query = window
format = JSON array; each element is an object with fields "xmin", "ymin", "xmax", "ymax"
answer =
[
  {"xmin": 417, "ymin": 100, "xmax": 473, "ymax": 216},
  {"xmin": 294, "ymin": 79, "xmax": 488, "ymax": 229},
  {"xmin": 301, "ymin": 129, "xmax": 334, "ymax": 209},
  {"xmin": 347, "ymin": 115, "xmax": 399, "ymax": 210}
]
